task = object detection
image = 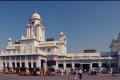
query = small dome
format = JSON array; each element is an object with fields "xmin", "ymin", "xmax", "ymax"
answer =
[
  {"xmin": 26, "ymin": 24, "xmax": 30, "ymax": 27},
  {"xmin": 8, "ymin": 37, "xmax": 12, "ymax": 41},
  {"xmin": 113, "ymin": 37, "xmax": 117, "ymax": 40},
  {"xmin": 59, "ymin": 32, "xmax": 64, "ymax": 36},
  {"xmin": 31, "ymin": 11, "xmax": 41, "ymax": 20}
]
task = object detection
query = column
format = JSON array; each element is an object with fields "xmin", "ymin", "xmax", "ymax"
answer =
[
  {"xmin": 72, "ymin": 61, "xmax": 75, "ymax": 69},
  {"xmin": 90, "ymin": 63, "xmax": 92, "ymax": 69},
  {"xmin": 25, "ymin": 56, "xmax": 28, "ymax": 68},
  {"xmin": 31, "ymin": 55, "xmax": 33, "ymax": 68},
  {"xmin": 99, "ymin": 62, "xmax": 102, "ymax": 73},
  {"xmin": 99, "ymin": 62, "xmax": 102, "ymax": 68},
  {"xmin": 9, "ymin": 57, "xmax": 12, "ymax": 67},
  {"xmin": 36, "ymin": 57, "xmax": 41, "ymax": 68},
  {"xmin": 56, "ymin": 61, "xmax": 58, "ymax": 70},
  {"xmin": 63, "ymin": 62, "xmax": 66, "ymax": 71},
  {"xmin": 39, "ymin": 59, "xmax": 41, "ymax": 68},
  {"xmin": 43, "ymin": 60, "xmax": 47, "ymax": 70},
  {"xmin": 27, "ymin": 26, "xmax": 30, "ymax": 37}
]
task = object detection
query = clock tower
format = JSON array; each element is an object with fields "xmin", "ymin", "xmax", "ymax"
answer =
[{"xmin": 26, "ymin": 11, "xmax": 45, "ymax": 42}]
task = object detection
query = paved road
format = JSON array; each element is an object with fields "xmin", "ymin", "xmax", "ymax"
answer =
[{"xmin": 0, "ymin": 73, "xmax": 120, "ymax": 80}]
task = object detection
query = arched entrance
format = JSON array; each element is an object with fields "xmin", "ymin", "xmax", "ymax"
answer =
[
  {"xmin": 75, "ymin": 63, "xmax": 80, "ymax": 69},
  {"xmin": 28, "ymin": 62, "xmax": 31, "ymax": 69},
  {"xmin": 41, "ymin": 60, "xmax": 45, "ymax": 68},
  {"xmin": 92, "ymin": 63, "xmax": 99, "ymax": 68},
  {"xmin": 82, "ymin": 64, "xmax": 90, "ymax": 72},
  {"xmin": 47, "ymin": 60, "xmax": 56, "ymax": 68},
  {"xmin": 102, "ymin": 63, "xmax": 109, "ymax": 68},
  {"xmin": 21, "ymin": 62, "xmax": 25, "ymax": 68},
  {"xmin": 66, "ymin": 64, "xmax": 72, "ymax": 68},
  {"xmin": 58, "ymin": 64, "xmax": 63, "ymax": 69}
]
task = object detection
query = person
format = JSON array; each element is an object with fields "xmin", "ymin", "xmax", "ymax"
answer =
[
  {"xmin": 78, "ymin": 69, "xmax": 82, "ymax": 80},
  {"xmin": 74, "ymin": 69, "xmax": 78, "ymax": 80},
  {"xmin": 84, "ymin": 69, "xmax": 86, "ymax": 73},
  {"xmin": 33, "ymin": 68, "xmax": 37, "ymax": 76},
  {"xmin": 112, "ymin": 68, "xmax": 116, "ymax": 77},
  {"xmin": 61, "ymin": 69, "xmax": 64, "ymax": 76},
  {"xmin": 66, "ymin": 69, "xmax": 69, "ymax": 75}
]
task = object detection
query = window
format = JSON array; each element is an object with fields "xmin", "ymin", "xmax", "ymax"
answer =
[
  {"xmin": 32, "ymin": 21, "xmax": 34, "ymax": 25},
  {"xmin": 66, "ymin": 64, "xmax": 72, "ymax": 68},
  {"xmin": 58, "ymin": 64, "xmax": 63, "ymax": 68}
]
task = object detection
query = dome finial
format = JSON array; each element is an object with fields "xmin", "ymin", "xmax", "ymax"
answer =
[
  {"xmin": 59, "ymin": 32, "xmax": 64, "ymax": 36},
  {"xmin": 34, "ymin": 10, "xmax": 37, "ymax": 13}
]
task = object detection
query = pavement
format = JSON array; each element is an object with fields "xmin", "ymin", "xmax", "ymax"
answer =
[{"xmin": 0, "ymin": 73, "xmax": 120, "ymax": 80}]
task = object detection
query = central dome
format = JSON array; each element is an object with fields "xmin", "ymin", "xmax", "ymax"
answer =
[{"xmin": 31, "ymin": 11, "xmax": 41, "ymax": 20}]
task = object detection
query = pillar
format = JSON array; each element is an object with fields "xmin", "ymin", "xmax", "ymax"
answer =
[
  {"xmin": 9, "ymin": 57, "xmax": 12, "ymax": 67},
  {"xmin": 72, "ymin": 61, "xmax": 75, "ymax": 69},
  {"xmin": 43, "ymin": 60, "xmax": 47, "ymax": 70},
  {"xmin": 63, "ymin": 62, "xmax": 66, "ymax": 71},
  {"xmin": 25, "ymin": 56, "xmax": 28, "ymax": 68},
  {"xmin": 39, "ymin": 59, "xmax": 41, "ymax": 68},
  {"xmin": 36, "ymin": 57, "xmax": 41, "ymax": 68},
  {"xmin": 27, "ymin": 26, "xmax": 30, "ymax": 37},
  {"xmin": 99, "ymin": 62, "xmax": 102, "ymax": 73},
  {"xmin": 31, "ymin": 55, "xmax": 33, "ymax": 68},
  {"xmin": 90, "ymin": 63, "xmax": 92, "ymax": 69},
  {"xmin": 99, "ymin": 62, "xmax": 102, "ymax": 68},
  {"xmin": 56, "ymin": 61, "xmax": 58, "ymax": 70}
]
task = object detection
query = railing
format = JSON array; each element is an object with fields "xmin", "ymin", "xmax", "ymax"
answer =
[
  {"xmin": 56, "ymin": 56, "xmax": 117, "ymax": 60},
  {"xmin": 57, "ymin": 56, "xmax": 100, "ymax": 60},
  {"xmin": 100, "ymin": 56, "xmax": 118, "ymax": 59},
  {"xmin": 0, "ymin": 50, "xmax": 47, "ymax": 56}
]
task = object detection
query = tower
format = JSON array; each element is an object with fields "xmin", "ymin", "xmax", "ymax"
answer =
[
  {"xmin": 7, "ymin": 37, "xmax": 13, "ymax": 45},
  {"xmin": 26, "ymin": 11, "xmax": 45, "ymax": 42},
  {"xmin": 59, "ymin": 32, "xmax": 67, "ymax": 55}
]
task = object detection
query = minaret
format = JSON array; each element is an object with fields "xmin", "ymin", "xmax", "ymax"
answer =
[
  {"xmin": 59, "ymin": 32, "xmax": 67, "ymax": 44},
  {"xmin": 26, "ymin": 11, "xmax": 45, "ymax": 41},
  {"xmin": 26, "ymin": 24, "xmax": 30, "ymax": 37},
  {"xmin": 8, "ymin": 37, "xmax": 13, "ymax": 45},
  {"xmin": 59, "ymin": 32, "xmax": 67, "ymax": 55}
]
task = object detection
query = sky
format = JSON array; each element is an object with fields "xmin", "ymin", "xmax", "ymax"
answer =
[{"xmin": 0, "ymin": 1, "xmax": 120, "ymax": 53}]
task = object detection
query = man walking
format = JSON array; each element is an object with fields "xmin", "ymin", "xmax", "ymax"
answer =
[
  {"xmin": 61, "ymin": 69, "xmax": 64, "ymax": 76},
  {"xmin": 78, "ymin": 69, "xmax": 83, "ymax": 80},
  {"xmin": 74, "ymin": 69, "xmax": 78, "ymax": 80}
]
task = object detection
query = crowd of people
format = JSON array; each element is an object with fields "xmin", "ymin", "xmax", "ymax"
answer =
[{"xmin": 1, "ymin": 67, "xmax": 119, "ymax": 80}]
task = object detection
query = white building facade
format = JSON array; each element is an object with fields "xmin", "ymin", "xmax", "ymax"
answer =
[{"xmin": 0, "ymin": 12, "xmax": 120, "ymax": 72}]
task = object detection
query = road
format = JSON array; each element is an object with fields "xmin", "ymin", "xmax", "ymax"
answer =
[{"xmin": 0, "ymin": 73, "xmax": 120, "ymax": 80}]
